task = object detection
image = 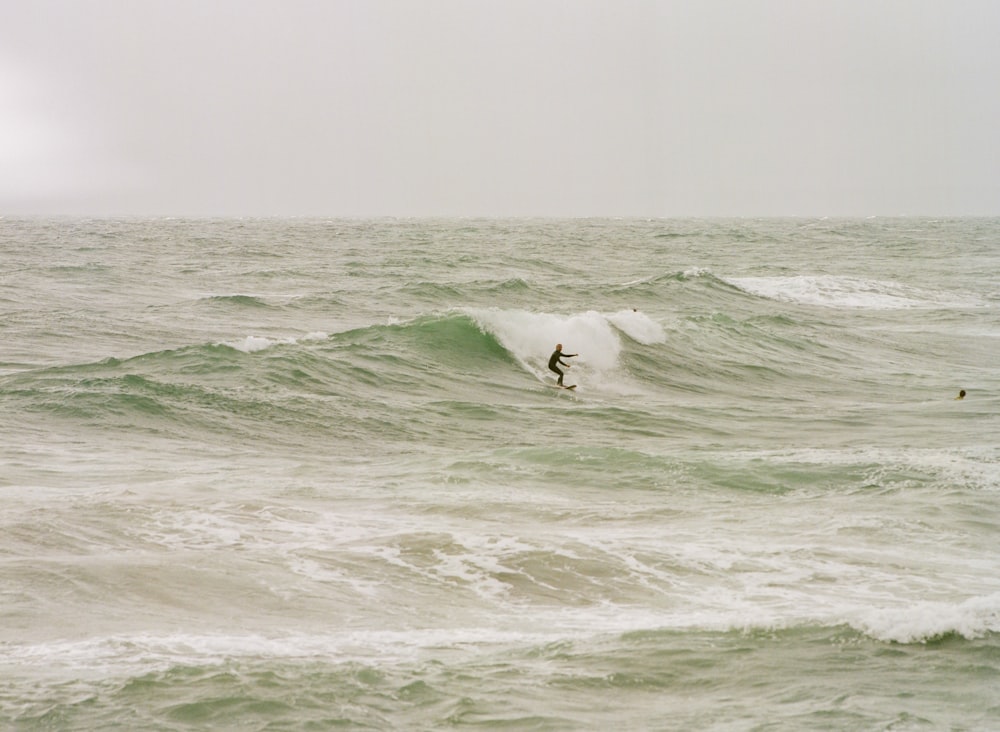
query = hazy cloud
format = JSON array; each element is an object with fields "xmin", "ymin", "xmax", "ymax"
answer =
[{"xmin": 1, "ymin": 0, "xmax": 997, "ymax": 216}]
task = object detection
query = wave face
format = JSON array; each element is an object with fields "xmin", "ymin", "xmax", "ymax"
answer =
[{"xmin": 1, "ymin": 217, "xmax": 999, "ymax": 730}]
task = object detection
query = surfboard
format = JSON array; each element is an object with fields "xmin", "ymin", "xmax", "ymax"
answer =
[{"xmin": 548, "ymin": 384, "xmax": 577, "ymax": 390}]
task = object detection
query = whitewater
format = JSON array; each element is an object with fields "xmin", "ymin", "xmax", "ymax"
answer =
[{"xmin": 1, "ymin": 217, "xmax": 998, "ymax": 730}]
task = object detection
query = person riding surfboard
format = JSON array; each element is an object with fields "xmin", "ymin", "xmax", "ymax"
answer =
[{"xmin": 548, "ymin": 343, "xmax": 577, "ymax": 386}]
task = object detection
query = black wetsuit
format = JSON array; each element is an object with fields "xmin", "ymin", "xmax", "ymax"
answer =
[{"xmin": 548, "ymin": 349, "xmax": 576, "ymax": 385}]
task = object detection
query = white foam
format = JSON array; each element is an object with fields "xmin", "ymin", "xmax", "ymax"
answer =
[
  {"xmin": 465, "ymin": 307, "xmax": 623, "ymax": 381},
  {"xmin": 464, "ymin": 307, "xmax": 676, "ymax": 394},
  {"xmin": 726, "ymin": 275, "xmax": 985, "ymax": 310},
  {"xmin": 605, "ymin": 309, "xmax": 667, "ymax": 345},
  {"xmin": 11, "ymin": 589, "xmax": 997, "ymax": 678},
  {"xmin": 851, "ymin": 592, "xmax": 1000, "ymax": 643},
  {"xmin": 5, "ymin": 627, "xmax": 568, "ymax": 674},
  {"xmin": 221, "ymin": 331, "xmax": 327, "ymax": 353},
  {"xmin": 223, "ymin": 335, "xmax": 292, "ymax": 353}
]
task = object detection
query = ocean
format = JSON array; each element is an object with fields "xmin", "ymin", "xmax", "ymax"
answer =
[{"xmin": 1, "ymin": 217, "xmax": 997, "ymax": 731}]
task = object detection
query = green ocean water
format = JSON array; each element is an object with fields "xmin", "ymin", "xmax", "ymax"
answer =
[{"xmin": 1, "ymin": 217, "xmax": 998, "ymax": 730}]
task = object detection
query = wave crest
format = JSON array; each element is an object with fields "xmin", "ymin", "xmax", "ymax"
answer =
[
  {"xmin": 726, "ymin": 275, "xmax": 985, "ymax": 310},
  {"xmin": 852, "ymin": 592, "xmax": 1000, "ymax": 643}
]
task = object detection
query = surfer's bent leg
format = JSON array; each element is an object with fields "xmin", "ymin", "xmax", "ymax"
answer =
[{"xmin": 550, "ymin": 365, "xmax": 564, "ymax": 385}]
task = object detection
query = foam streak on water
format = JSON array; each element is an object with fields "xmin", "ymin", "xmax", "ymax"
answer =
[{"xmin": 1, "ymin": 217, "xmax": 998, "ymax": 730}]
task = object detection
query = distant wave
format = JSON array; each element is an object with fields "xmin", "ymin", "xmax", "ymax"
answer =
[
  {"xmin": 202, "ymin": 294, "xmax": 277, "ymax": 308},
  {"xmin": 222, "ymin": 332, "xmax": 328, "ymax": 353},
  {"xmin": 618, "ymin": 267, "xmax": 727, "ymax": 288},
  {"xmin": 725, "ymin": 275, "xmax": 986, "ymax": 310}
]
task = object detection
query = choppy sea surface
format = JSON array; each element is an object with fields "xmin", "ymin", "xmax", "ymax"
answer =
[{"xmin": 1, "ymin": 217, "xmax": 998, "ymax": 731}]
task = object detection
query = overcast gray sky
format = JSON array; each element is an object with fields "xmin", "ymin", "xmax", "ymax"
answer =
[{"xmin": 1, "ymin": 0, "xmax": 997, "ymax": 217}]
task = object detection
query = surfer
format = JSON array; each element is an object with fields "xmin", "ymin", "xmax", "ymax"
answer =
[
  {"xmin": 956, "ymin": 389, "xmax": 966, "ymax": 400},
  {"xmin": 548, "ymin": 343, "xmax": 577, "ymax": 386}
]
